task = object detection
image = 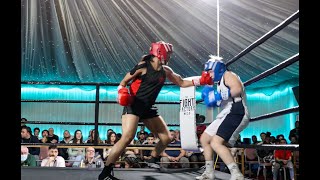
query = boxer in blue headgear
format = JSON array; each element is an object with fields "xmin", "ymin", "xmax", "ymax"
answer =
[
  {"xmin": 197, "ymin": 55, "xmax": 250, "ymax": 180},
  {"xmin": 204, "ymin": 55, "xmax": 226, "ymax": 83}
]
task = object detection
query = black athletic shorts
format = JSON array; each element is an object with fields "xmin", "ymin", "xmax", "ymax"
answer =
[{"xmin": 122, "ymin": 100, "xmax": 159, "ymax": 120}]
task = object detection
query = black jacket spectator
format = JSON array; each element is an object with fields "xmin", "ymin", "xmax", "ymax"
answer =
[{"xmin": 21, "ymin": 135, "xmax": 40, "ymax": 155}]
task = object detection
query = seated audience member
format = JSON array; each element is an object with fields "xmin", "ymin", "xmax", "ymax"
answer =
[
  {"xmin": 68, "ymin": 130, "xmax": 85, "ymax": 167},
  {"xmin": 290, "ymin": 135, "xmax": 298, "ymax": 144},
  {"xmin": 141, "ymin": 133, "xmax": 158, "ymax": 164},
  {"xmin": 40, "ymin": 130, "xmax": 50, "ymax": 143},
  {"xmin": 47, "ymin": 128, "xmax": 59, "ymax": 143},
  {"xmin": 276, "ymin": 134, "xmax": 285, "ymax": 141},
  {"xmin": 21, "ymin": 145, "xmax": 36, "ymax": 167},
  {"xmin": 83, "ymin": 147, "xmax": 104, "ymax": 168},
  {"xmin": 21, "ymin": 126, "xmax": 40, "ymax": 156},
  {"xmin": 289, "ymin": 120, "xmax": 299, "ymax": 142},
  {"xmin": 257, "ymin": 132, "xmax": 266, "ymax": 145},
  {"xmin": 186, "ymin": 150, "xmax": 205, "ymax": 169},
  {"xmin": 174, "ymin": 129, "xmax": 180, "ymax": 141},
  {"xmin": 41, "ymin": 145, "xmax": 66, "ymax": 167},
  {"xmin": 135, "ymin": 131, "xmax": 147, "ymax": 145},
  {"xmin": 257, "ymin": 135, "xmax": 274, "ymax": 163},
  {"xmin": 59, "ymin": 130, "xmax": 73, "ymax": 160},
  {"xmin": 38, "ymin": 130, "xmax": 50, "ymax": 162},
  {"xmin": 21, "ymin": 118, "xmax": 28, "ymax": 129},
  {"xmin": 272, "ymin": 139, "xmax": 294, "ymax": 180},
  {"xmin": 122, "ymin": 139, "xmax": 141, "ymax": 168},
  {"xmin": 251, "ymin": 135, "xmax": 260, "ymax": 144},
  {"xmin": 160, "ymin": 130, "xmax": 190, "ymax": 168},
  {"xmin": 103, "ymin": 132, "xmax": 118, "ymax": 160},
  {"xmin": 196, "ymin": 115, "xmax": 206, "ymax": 141},
  {"xmin": 107, "ymin": 129, "xmax": 114, "ymax": 137},
  {"xmin": 33, "ymin": 127, "xmax": 40, "ymax": 140},
  {"xmin": 86, "ymin": 130, "xmax": 104, "ymax": 159}
]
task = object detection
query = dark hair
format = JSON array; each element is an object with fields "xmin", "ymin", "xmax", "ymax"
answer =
[
  {"xmin": 276, "ymin": 134, "xmax": 284, "ymax": 139},
  {"xmin": 21, "ymin": 118, "xmax": 28, "ymax": 122},
  {"xmin": 147, "ymin": 133, "xmax": 155, "ymax": 138},
  {"xmin": 49, "ymin": 145, "xmax": 58, "ymax": 150},
  {"xmin": 21, "ymin": 126, "xmax": 32, "ymax": 135},
  {"xmin": 34, "ymin": 127, "xmax": 40, "ymax": 132},
  {"xmin": 266, "ymin": 132, "xmax": 271, "ymax": 137},
  {"xmin": 116, "ymin": 133, "xmax": 122, "ymax": 139},
  {"xmin": 106, "ymin": 132, "xmax": 118, "ymax": 144},
  {"xmin": 73, "ymin": 129, "xmax": 83, "ymax": 144},
  {"xmin": 141, "ymin": 54, "xmax": 155, "ymax": 62},
  {"xmin": 280, "ymin": 139, "xmax": 287, "ymax": 143},
  {"xmin": 42, "ymin": 130, "xmax": 49, "ymax": 135}
]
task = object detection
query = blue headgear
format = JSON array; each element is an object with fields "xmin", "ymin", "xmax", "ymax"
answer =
[{"xmin": 204, "ymin": 55, "xmax": 226, "ymax": 82}]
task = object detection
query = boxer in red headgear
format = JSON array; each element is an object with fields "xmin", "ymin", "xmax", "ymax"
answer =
[{"xmin": 99, "ymin": 41, "xmax": 213, "ymax": 180}]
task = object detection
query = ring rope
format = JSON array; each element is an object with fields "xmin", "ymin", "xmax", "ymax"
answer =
[
  {"xmin": 244, "ymin": 53, "xmax": 299, "ymax": 86},
  {"xmin": 23, "ymin": 106, "xmax": 298, "ymax": 127},
  {"xmin": 225, "ymin": 10, "xmax": 299, "ymax": 66}
]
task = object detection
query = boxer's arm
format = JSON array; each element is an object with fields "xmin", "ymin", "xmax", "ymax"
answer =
[
  {"xmin": 119, "ymin": 62, "xmax": 146, "ymax": 87},
  {"xmin": 163, "ymin": 65, "xmax": 194, "ymax": 87},
  {"xmin": 224, "ymin": 71, "xmax": 243, "ymax": 97}
]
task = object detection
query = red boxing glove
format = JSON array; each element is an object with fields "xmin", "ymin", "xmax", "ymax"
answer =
[
  {"xmin": 200, "ymin": 71, "xmax": 213, "ymax": 85},
  {"xmin": 192, "ymin": 71, "xmax": 213, "ymax": 86},
  {"xmin": 117, "ymin": 85, "xmax": 132, "ymax": 106}
]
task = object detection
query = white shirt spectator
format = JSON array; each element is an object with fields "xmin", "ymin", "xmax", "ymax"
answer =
[{"xmin": 41, "ymin": 156, "xmax": 66, "ymax": 167}]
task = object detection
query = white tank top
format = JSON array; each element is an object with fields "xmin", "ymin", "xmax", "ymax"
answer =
[{"xmin": 217, "ymin": 71, "xmax": 248, "ymax": 108}]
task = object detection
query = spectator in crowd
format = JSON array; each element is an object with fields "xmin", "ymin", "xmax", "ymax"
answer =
[
  {"xmin": 257, "ymin": 135, "xmax": 274, "ymax": 163},
  {"xmin": 68, "ymin": 130, "xmax": 85, "ymax": 167},
  {"xmin": 258, "ymin": 132, "xmax": 266, "ymax": 145},
  {"xmin": 289, "ymin": 120, "xmax": 299, "ymax": 142},
  {"xmin": 21, "ymin": 145, "xmax": 36, "ymax": 167},
  {"xmin": 107, "ymin": 129, "xmax": 114, "ymax": 137},
  {"xmin": 174, "ymin": 129, "xmax": 180, "ymax": 141},
  {"xmin": 276, "ymin": 134, "xmax": 285, "ymax": 141},
  {"xmin": 59, "ymin": 130, "xmax": 73, "ymax": 160},
  {"xmin": 266, "ymin": 132, "xmax": 272, "ymax": 138},
  {"xmin": 41, "ymin": 145, "xmax": 66, "ymax": 167},
  {"xmin": 116, "ymin": 133, "xmax": 122, "ymax": 140},
  {"xmin": 86, "ymin": 129, "xmax": 104, "ymax": 159},
  {"xmin": 86, "ymin": 129, "xmax": 93, "ymax": 142},
  {"xmin": 47, "ymin": 128, "xmax": 59, "ymax": 143},
  {"xmin": 135, "ymin": 131, "xmax": 147, "ymax": 145},
  {"xmin": 103, "ymin": 132, "xmax": 119, "ymax": 159},
  {"xmin": 123, "ymin": 139, "xmax": 142, "ymax": 168},
  {"xmin": 251, "ymin": 135, "xmax": 259, "ymax": 144},
  {"xmin": 21, "ymin": 118, "xmax": 28, "ymax": 129},
  {"xmin": 270, "ymin": 136, "xmax": 276, "ymax": 144},
  {"xmin": 290, "ymin": 135, "xmax": 298, "ymax": 144},
  {"xmin": 141, "ymin": 133, "xmax": 158, "ymax": 164},
  {"xmin": 40, "ymin": 130, "xmax": 50, "ymax": 143},
  {"xmin": 187, "ymin": 150, "xmax": 205, "ymax": 169},
  {"xmin": 272, "ymin": 139, "xmax": 294, "ymax": 180},
  {"xmin": 196, "ymin": 115, "xmax": 206, "ymax": 141},
  {"xmin": 33, "ymin": 127, "xmax": 40, "ymax": 140},
  {"xmin": 83, "ymin": 147, "xmax": 104, "ymax": 168},
  {"xmin": 21, "ymin": 126, "xmax": 40, "ymax": 156},
  {"xmin": 160, "ymin": 130, "xmax": 189, "ymax": 168}
]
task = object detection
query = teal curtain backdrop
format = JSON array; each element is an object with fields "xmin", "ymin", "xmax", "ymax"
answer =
[{"xmin": 22, "ymin": 79, "xmax": 298, "ymax": 141}]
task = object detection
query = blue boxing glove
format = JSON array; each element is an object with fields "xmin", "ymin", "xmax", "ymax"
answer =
[{"xmin": 201, "ymin": 86, "xmax": 222, "ymax": 107}]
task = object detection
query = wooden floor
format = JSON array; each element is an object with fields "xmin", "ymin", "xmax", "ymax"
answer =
[{"xmin": 21, "ymin": 167, "xmax": 252, "ymax": 180}]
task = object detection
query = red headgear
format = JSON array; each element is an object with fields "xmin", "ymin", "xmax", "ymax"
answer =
[{"xmin": 149, "ymin": 41, "xmax": 173, "ymax": 65}]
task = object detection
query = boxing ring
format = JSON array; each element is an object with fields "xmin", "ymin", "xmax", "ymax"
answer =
[
  {"xmin": 21, "ymin": 166, "xmax": 253, "ymax": 180},
  {"xmin": 21, "ymin": 9, "xmax": 299, "ymax": 180}
]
